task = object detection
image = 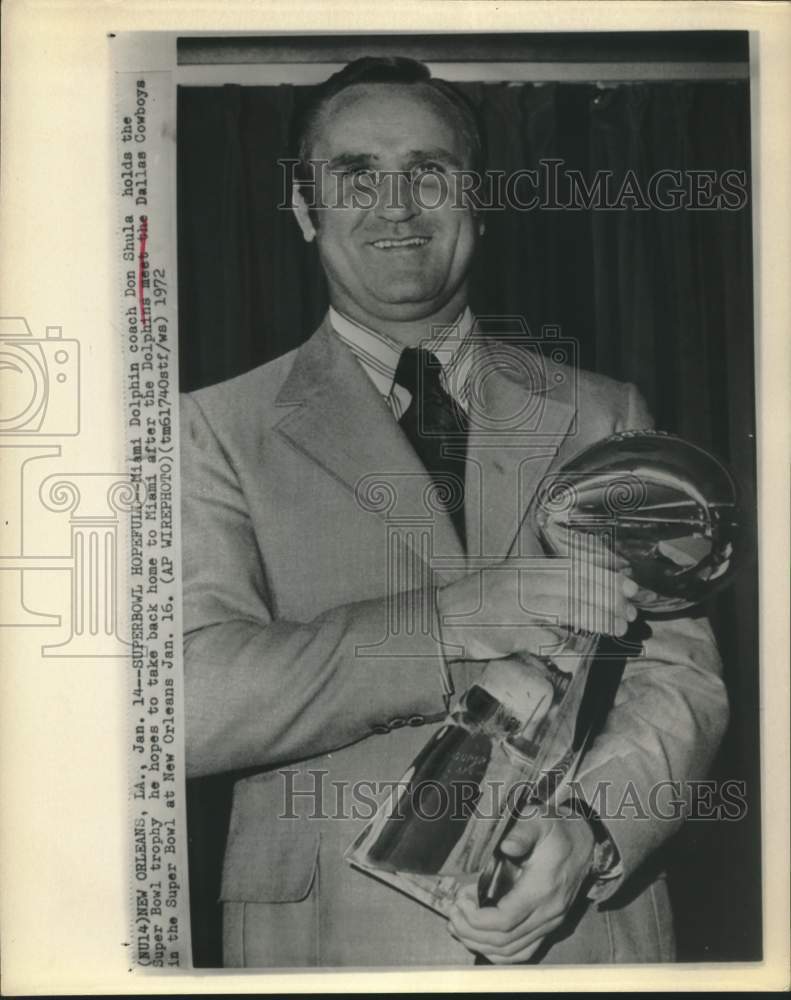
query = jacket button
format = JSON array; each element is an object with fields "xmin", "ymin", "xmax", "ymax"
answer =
[
  {"xmin": 407, "ymin": 715, "xmax": 425, "ymax": 727},
  {"xmin": 389, "ymin": 717, "xmax": 406, "ymax": 729},
  {"xmin": 371, "ymin": 724, "xmax": 390, "ymax": 734}
]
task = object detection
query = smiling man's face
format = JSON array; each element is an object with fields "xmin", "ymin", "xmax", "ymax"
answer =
[{"xmin": 293, "ymin": 83, "xmax": 481, "ymax": 343}]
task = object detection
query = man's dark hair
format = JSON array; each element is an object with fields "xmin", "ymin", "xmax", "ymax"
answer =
[{"xmin": 292, "ymin": 55, "xmax": 486, "ymax": 182}]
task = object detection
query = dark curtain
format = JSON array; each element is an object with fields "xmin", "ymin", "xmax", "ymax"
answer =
[{"xmin": 178, "ymin": 79, "xmax": 759, "ymax": 965}]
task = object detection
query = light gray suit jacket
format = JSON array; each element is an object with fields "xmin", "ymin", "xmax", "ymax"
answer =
[{"xmin": 180, "ymin": 314, "xmax": 728, "ymax": 968}]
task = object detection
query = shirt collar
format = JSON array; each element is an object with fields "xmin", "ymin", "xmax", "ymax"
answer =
[{"xmin": 328, "ymin": 305, "xmax": 476, "ymax": 406}]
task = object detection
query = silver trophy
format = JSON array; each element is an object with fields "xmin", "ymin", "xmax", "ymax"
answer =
[
  {"xmin": 536, "ymin": 429, "xmax": 742, "ymax": 614},
  {"xmin": 346, "ymin": 430, "xmax": 745, "ymax": 915}
]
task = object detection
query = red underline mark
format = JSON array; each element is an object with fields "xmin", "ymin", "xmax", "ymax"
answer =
[{"xmin": 138, "ymin": 216, "xmax": 148, "ymax": 330}]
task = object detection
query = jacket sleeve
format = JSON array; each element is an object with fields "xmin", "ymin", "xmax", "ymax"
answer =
[
  {"xmin": 569, "ymin": 382, "xmax": 730, "ymax": 899},
  {"xmin": 179, "ymin": 393, "xmax": 448, "ymax": 778}
]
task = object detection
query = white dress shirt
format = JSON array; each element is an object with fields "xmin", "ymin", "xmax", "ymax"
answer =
[{"xmin": 328, "ymin": 305, "xmax": 476, "ymax": 418}]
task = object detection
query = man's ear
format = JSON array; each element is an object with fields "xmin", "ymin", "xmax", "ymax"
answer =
[{"xmin": 292, "ymin": 185, "xmax": 317, "ymax": 243}]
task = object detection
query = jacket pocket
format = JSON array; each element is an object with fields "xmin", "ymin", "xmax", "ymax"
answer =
[
  {"xmin": 220, "ymin": 823, "xmax": 320, "ymax": 903},
  {"xmin": 219, "ymin": 775, "xmax": 321, "ymax": 903},
  {"xmin": 219, "ymin": 819, "xmax": 321, "ymax": 968}
]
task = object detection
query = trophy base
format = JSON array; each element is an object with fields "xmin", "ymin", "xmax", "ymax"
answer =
[{"xmin": 346, "ymin": 649, "xmax": 596, "ymax": 916}]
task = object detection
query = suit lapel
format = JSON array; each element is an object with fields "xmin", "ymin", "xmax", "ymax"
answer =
[
  {"xmin": 274, "ymin": 317, "xmax": 578, "ymax": 576},
  {"xmin": 464, "ymin": 337, "xmax": 577, "ymax": 561},
  {"xmin": 274, "ymin": 317, "xmax": 467, "ymax": 582}
]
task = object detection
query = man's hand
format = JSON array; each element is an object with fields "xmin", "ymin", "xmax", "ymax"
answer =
[
  {"xmin": 447, "ymin": 813, "xmax": 596, "ymax": 964},
  {"xmin": 437, "ymin": 557, "xmax": 639, "ymax": 663}
]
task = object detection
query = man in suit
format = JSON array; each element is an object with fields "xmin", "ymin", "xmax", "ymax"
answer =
[{"xmin": 180, "ymin": 57, "xmax": 728, "ymax": 967}]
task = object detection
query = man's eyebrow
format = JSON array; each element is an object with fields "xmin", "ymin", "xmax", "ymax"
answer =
[
  {"xmin": 405, "ymin": 148, "xmax": 464, "ymax": 169},
  {"xmin": 326, "ymin": 148, "xmax": 465, "ymax": 171},
  {"xmin": 327, "ymin": 152, "xmax": 378, "ymax": 171}
]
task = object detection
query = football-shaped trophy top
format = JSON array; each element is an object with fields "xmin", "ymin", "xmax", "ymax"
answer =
[{"xmin": 534, "ymin": 430, "xmax": 744, "ymax": 614}]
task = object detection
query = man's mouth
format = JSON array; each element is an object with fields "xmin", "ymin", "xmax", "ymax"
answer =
[{"xmin": 369, "ymin": 236, "xmax": 431, "ymax": 250}]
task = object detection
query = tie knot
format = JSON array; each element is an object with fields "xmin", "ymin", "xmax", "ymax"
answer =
[{"xmin": 394, "ymin": 347, "xmax": 443, "ymax": 396}]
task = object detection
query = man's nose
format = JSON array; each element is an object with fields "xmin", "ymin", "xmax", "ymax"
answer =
[{"xmin": 374, "ymin": 170, "xmax": 419, "ymax": 222}]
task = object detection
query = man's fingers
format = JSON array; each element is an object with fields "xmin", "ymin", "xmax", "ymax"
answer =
[
  {"xmin": 439, "ymin": 562, "xmax": 640, "ymax": 659},
  {"xmin": 453, "ymin": 862, "xmax": 555, "ymax": 936},
  {"xmin": 449, "ymin": 901, "xmax": 564, "ymax": 958},
  {"xmin": 525, "ymin": 594, "xmax": 631, "ymax": 637},
  {"xmin": 523, "ymin": 569, "xmax": 638, "ymax": 636},
  {"xmin": 485, "ymin": 941, "xmax": 542, "ymax": 964},
  {"xmin": 481, "ymin": 917, "xmax": 564, "ymax": 964},
  {"xmin": 453, "ymin": 885, "xmax": 541, "ymax": 935},
  {"xmin": 448, "ymin": 818, "xmax": 590, "ymax": 963}
]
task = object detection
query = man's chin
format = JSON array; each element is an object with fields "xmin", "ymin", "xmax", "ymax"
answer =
[
  {"xmin": 363, "ymin": 296, "xmax": 453, "ymax": 322},
  {"xmin": 363, "ymin": 281, "xmax": 450, "ymax": 313}
]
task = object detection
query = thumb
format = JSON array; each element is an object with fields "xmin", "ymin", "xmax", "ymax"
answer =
[{"xmin": 499, "ymin": 817, "xmax": 546, "ymax": 860}]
